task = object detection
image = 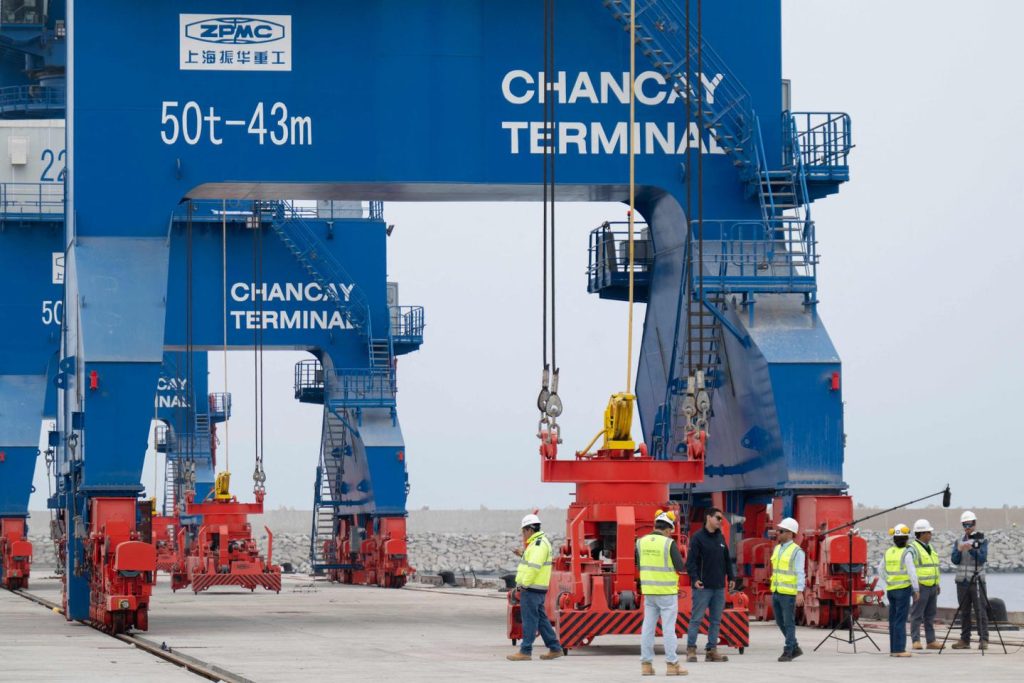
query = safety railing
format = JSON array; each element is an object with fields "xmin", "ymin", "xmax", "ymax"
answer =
[
  {"xmin": 208, "ymin": 392, "xmax": 232, "ymax": 418},
  {"xmin": 295, "ymin": 358, "xmax": 326, "ymax": 395},
  {"xmin": 693, "ymin": 219, "xmax": 817, "ymax": 293},
  {"xmin": 326, "ymin": 368, "xmax": 396, "ymax": 408},
  {"xmin": 586, "ymin": 221, "xmax": 653, "ymax": 293},
  {"xmin": 0, "ymin": 182, "xmax": 64, "ymax": 218},
  {"xmin": 154, "ymin": 425, "xmax": 175, "ymax": 453},
  {"xmin": 1, "ymin": 1, "xmax": 46, "ymax": 25},
  {"xmin": 784, "ymin": 112, "xmax": 852, "ymax": 175},
  {"xmin": 0, "ymin": 84, "xmax": 64, "ymax": 115},
  {"xmin": 389, "ymin": 305, "xmax": 425, "ymax": 341}
]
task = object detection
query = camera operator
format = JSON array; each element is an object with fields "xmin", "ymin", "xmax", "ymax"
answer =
[{"xmin": 951, "ymin": 510, "xmax": 989, "ymax": 650}]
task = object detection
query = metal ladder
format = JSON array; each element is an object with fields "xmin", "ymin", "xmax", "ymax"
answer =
[{"xmin": 309, "ymin": 409, "xmax": 351, "ymax": 571}]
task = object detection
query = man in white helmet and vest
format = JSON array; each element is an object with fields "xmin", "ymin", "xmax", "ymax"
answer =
[
  {"xmin": 951, "ymin": 510, "xmax": 989, "ymax": 649},
  {"xmin": 909, "ymin": 519, "xmax": 942, "ymax": 650},
  {"xmin": 507, "ymin": 513, "xmax": 563, "ymax": 662},
  {"xmin": 637, "ymin": 509, "xmax": 687, "ymax": 676},
  {"xmin": 876, "ymin": 524, "xmax": 919, "ymax": 657},
  {"xmin": 770, "ymin": 517, "xmax": 805, "ymax": 662}
]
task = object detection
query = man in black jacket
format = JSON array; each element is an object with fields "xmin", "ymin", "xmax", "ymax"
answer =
[{"xmin": 685, "ymin": 507, "xmax": 735, "ymax": 662}]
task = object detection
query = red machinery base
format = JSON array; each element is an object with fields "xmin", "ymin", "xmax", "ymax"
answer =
[
  {"xmin": 170, "ymin": 492, "xmax": 281, "ymax": 594},
  {"xmin": 327, "ymin": 516, "xmax": 412, "ymax": 589},
  {"xmin": 1, "ymin": 518, "xmax": 33, "ymax": 590},
  {"xmin": 152, "ymin": 515, "xmax": 178, "ymax": 574},
  {"xmin": 738, "ymin": 494, "xmax": 883, "ymax": 628},
  {"xmin": 86, "ymin": 498, "xmax": 156, "ymax": 633},
  {"xmin": 190, "ymin": 571, "xmax": 282, "ymax": 593},
  {"xmin": 555, "ymin": 606, "xmax": 749, "ymax": 651}
]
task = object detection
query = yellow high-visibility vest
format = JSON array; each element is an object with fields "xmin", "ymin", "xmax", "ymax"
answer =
[
  {"xmin": 636, "ymin": 533, "xmax": 679, "ymax": 595},
  {"xmin": 770, "ymin": 541, "xmax": 800, "ymax": 596},
  {"xmin": 910, "ymin": 540, "xmax": 939, "ymax": 587},
  {"xmin": 884, "ymin": 546, "xmax": 911, "ymax": 591},
  {"xmin": 515, "ymin": 531, "xmax": 553, "ymax": 590}
]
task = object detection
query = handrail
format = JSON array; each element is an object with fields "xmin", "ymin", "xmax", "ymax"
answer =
[
  {"xmin": 0, "ymin": 84, "xmax": 64, "ymax": 112},
  {"xmin": 0, "ymin": 182, "xmax": 64, "ymax": 218},
  {"xmin": 587, "ymin": 222, "xmax": 653, "ymax": 288},
  {"xmin": 389, "ymin": 305, "xmax": 425, "ymax": 339},
  {"xmin": 785, "ymin": 112, "xmax": 852, "ymax": 170}
]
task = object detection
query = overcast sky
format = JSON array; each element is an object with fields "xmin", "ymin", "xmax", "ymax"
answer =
[{"xmin": 30, "ymin": 1, "xmax": 1024, "ymax": 514}]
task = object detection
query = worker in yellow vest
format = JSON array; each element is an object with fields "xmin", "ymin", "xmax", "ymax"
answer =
[
  {"xmin": 877, "ymin": 524, "xmax": 919, "ymax": 657},
  {"xmin": 909, "ymin": 519, "xmax": 942, "ymax": 650},
  {"xmin": 637, "ymin": 510, "xmax": 687, "ymax": 677},
  {"xmin": 770, "ymin": 517, "xmax": 805, "ymax": 662},
  {"xmin": 507, "ymin": 513, "xmax": 563, "ymax": 662}
]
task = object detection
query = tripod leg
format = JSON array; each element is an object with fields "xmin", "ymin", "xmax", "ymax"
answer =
[
  {"xmin": 939, "ymin": 580, "xmax": 972, "ymax": 653},
  {"xmin": 977, "ymin": 579, "xmax": 1008, "ymax": 654}
]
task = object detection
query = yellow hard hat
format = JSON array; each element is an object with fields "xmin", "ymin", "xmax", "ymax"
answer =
[
  {"xmin": 889, "ymin": 524, "xmax": 910, "ymax": 537},
  {"xmin": 654, "ymin": 509, "xmax": 676, "ymax": 527}
]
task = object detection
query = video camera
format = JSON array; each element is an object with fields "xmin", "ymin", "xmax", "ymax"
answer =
[{"xmin": 967, "ymin": 530, "xmax": 985, "ymax": 549}]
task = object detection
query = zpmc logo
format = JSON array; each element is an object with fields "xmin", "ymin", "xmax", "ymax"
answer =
[{"xmin": 185, "ymin": 17, "xmax": 285, "ymax": 44}]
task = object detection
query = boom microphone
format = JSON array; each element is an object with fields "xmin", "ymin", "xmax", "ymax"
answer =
[{"xmin": 942, "ymin": 485, "xmax": 952, "ymax": 508}]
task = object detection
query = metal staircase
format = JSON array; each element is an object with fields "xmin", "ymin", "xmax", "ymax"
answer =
[
  {"xmin": 309, "ymin": 408, "xmax": 359, "ymax": 572},
  {"xmin": 162, "ymin": 458, "xmax": 178, "ymax": 517},
  {"xmin": 601, "ymin": 0, "xmax": 818, "ymax": 293}
]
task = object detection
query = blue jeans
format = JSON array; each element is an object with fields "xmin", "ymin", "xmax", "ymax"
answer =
[
  {"xmin": 772, "ymin": 592, "xmax": 798, "ymax": 652},
  {"xmin": 519, "ymin": 589, "xmax": 561, "ymax": 655},
  {"xmin": 887, "ymin": 587, "xmax": 912, "ymax": 654},
  {"xmin": 641, "ymin": 594, "xmax": 679, "ymax": 664},
  {"xmin": 686, "ymin": 587, "xmax": 725, "ymax": 649}
]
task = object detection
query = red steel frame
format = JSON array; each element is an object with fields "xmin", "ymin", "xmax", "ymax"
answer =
[
  {"xmin": 507, "ymin": 438, "xmax": 750, "ymax": 652},
  {"xmin": 171, "ymin": 490, "xmax": 281, "ymax": 594}
]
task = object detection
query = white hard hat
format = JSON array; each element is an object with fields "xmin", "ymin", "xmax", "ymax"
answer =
[
  {"xmin": 891, "ymin": 523, "xmax": 910, "ymax": 537},
  {"xmin": 521, "ymin": 513, "xmax": 542, "ymax": 529},
  {"xmin": 960, "ymin": 510, "xmax": 977, "ymax": 524},
  {"xmin": 913, "ymin": 519, "xmax": 933, "ymax": 533},
  {"xmin": 654, "ymin": 511, "xmax": 676, "ymax": 528},
  {"xmin": 777, "ymin": 517, "xmax": 799, "ymax": 534}
]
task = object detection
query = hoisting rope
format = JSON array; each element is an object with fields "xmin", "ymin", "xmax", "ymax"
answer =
[
  {"xmin": 625, "ymin": 0, "xmax": 636, "ymax": 393},
  {"xmin": 537, "ymin": 0, "xmax": 562, "ymax": 453},
  {"xmin": 221, "ymin": 200, "xmax": 230, "ymax": 473},
  {"xmin": 183, "ymin": 202, "xmax": 197, "ymax": 501},
  {"xmin": 251, "ymin": 204, "xmax": 267, "ymax": 496}
]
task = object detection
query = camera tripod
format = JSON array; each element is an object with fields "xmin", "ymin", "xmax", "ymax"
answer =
[
  {"xmin": 814, "ymin": 528, "xmax": 879, "ymax": 652},
  {"xmin": 939, "ymin": 540, "xmax": 1007, "ymax": 655}
]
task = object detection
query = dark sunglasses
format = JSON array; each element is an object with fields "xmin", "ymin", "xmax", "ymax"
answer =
[
  {"xmin": 962, "ymin": 522, "xmax": 975, "ymax": 528},
  {"xmin": 713, "ymin": 515, "xmax": 723, "ymax": 521}
]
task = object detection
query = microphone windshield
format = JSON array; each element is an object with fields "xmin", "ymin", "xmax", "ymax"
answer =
[{"xmin": 942, "ymin": 485, "xmax": 952, "ymax": 508}]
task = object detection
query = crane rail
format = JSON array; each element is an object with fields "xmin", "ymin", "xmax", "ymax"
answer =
[{"xmin": 12, "ymin": 588, "xmax": 254, "ymax": 683}]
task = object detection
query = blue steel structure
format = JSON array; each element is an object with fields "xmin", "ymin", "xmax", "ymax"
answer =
[
  {"xmin": 0, "ymin": 0, "xmax": 859, "ymax": 631},
  {"xmin": 0, "ymin": 1, "xmax": 65, "ymax": 589}
]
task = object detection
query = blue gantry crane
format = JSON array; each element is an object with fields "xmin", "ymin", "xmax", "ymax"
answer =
[{"xmin": 0, "ymin": 0, "xmax": 870, "ymax": 635}]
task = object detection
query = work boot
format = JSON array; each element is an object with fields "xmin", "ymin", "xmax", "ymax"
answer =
[
  {"xmin": 539, "ymin": 649, "xmax": 563, "ymax": 660},
  {"xmin": 506, "ymin": 652, "xmax": 531, "ymax": 661},
  {"xmin": 685, "ymin": 646, "xmax": 698, "ymax": 663},
  {"xmin": 778, "ymin": 649, "xmax": 793, "ymax": 662},
  {"xmin": 890, "ymin": 652, "xmax": 912, "ymax": 658},
  {"xmin": 951, "ymin": 640, "xmax": 971, "ymax": 650},
  {"xmin": 791, "ymin": 645, "xmax": 804, "ymax": 659},
  {"xmin": 666, "ymin": 661, "xmax": 688, "ymax": 676},
  {"xmin": 705, "ymin": 648, "xmax": 728, "ymax": 662},
  {"xmin": 979, "ymin": 640, "xmax": 989, "ymax": 650},
  {"xmin": 926, "ymin": 641, "xmax": 944, "ymax": 650},
  {"xmin": 912, "ymin": 641, "xmax": 923, "ymax": 650},
  {"xmin": 641, "ymin": 661, "xmax": 655, "ymax": 676}
]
